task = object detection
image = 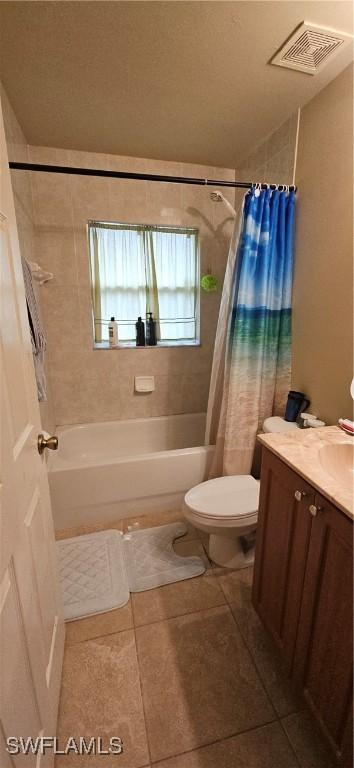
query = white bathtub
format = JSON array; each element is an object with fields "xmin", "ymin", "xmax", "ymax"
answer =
[{"xmin": 49, "ymin": 413, "xmax": 214, "ymax": 530}]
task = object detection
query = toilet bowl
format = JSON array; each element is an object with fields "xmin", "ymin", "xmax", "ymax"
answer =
[
  {"xmin": 184, "ymin": 417, "xmax": 300, "ymax": 569},
  {"xmin": 184, "ymin": 475, "xmax": 259, "ymax": 569}
]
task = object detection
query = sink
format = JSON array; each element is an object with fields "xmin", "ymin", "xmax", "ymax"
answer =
[{"xmin": 319, "ymin": 443, "xmax": 354, "ymax": 491}]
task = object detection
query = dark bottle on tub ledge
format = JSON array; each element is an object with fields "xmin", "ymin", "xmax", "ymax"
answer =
[
  {"xmin": 146, "ymin": 312, "xmax": 157, "ymax": 346},
  {"xmin": 135, "ymin": 316, "xmax": 145, "ymax": 346}
]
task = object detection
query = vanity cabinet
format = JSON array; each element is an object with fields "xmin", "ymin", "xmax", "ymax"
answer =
[
  {"xmin": 252, "ymin": 450, "xmax": 314, "ymax": 670},
  {"xmin": 253, "ymin": 448, "xmax": 353, "ymax": 765}
]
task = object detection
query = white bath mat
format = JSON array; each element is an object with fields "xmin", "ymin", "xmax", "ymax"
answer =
[
  {"xmin": 57, "ymin": 530, "xmax": 129, "ymax": 621},
  {"xmin": 57, "ymin": 522, "xmax": 205, "ymax": 620},
  {"xmin": 124, "ymin": 522, "xmax": 206, "ymax": 592}
]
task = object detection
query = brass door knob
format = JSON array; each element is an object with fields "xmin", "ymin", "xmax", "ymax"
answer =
[{"xmin": 38, "ymin": 433, "xmax": 59, "ymax": 455}]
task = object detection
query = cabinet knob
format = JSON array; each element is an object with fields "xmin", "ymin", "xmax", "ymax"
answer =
[
  {"xmin": 294, "ymin": 490, "xmax": 307, "ymax": 501},
  {"xmin": 309, "ymin": 504, "xmax": 322, "ymax": 517}
]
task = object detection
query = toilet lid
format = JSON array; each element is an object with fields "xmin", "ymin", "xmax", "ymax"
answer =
[
  {"xmin": 263, "ymin": 416, "xmax": 299, "ymax": 433},
  {"xmin": 184, "ymin": 475, "xmax": 260, "ymax": 520}
]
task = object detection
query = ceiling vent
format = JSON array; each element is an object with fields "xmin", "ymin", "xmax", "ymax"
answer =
[{"xmin": 271, "ymin": 21, "xmax": 353, "ymax": 75}]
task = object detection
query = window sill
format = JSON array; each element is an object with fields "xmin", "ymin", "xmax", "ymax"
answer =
[{"xmin": 93, "ymin": 340, "xmax": 201, "ymax": 350}]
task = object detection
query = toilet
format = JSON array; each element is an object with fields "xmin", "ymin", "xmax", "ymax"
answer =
[{"xmin": 184, "ymin": 416, "xmax": 299, "ymax": 569}]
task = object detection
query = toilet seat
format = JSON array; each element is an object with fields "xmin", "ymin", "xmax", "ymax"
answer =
[{"xmin": 184, "ymin": 475, "xmax": 259, "ymax": 524}]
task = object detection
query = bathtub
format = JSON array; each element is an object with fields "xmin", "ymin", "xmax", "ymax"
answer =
[{"xmin": 49, "ymin": 413, "xmax": 214, "ymax": 530}]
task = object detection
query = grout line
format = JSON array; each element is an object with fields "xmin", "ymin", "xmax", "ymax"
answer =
[
  {"xmin": 216, "ymin": 574, "xmax": 252, "ymax": 606},
  {"xmin": 226, "ymin": 603, "xmax": 279, "ymax": 723},
  {"xmin": 279, "ymin": 716, "xmax": 302, "ymax": 768},
  {"xmin": 64, "ymin": 617, "xmax": 134, "ymax": 647},
  {"xmin": 227, "ymin": 600, "xmax": 301, "ymax": 720},
  {"xmin": 66, "ymin": 582, "xmax": 227, "ymax": 645},
  {"xmin": 132, "ymin": 592, "xmax": 227, "ymax": 631},
  {"xmin": 130, "ymin": 591, "xmax": 139, "ymax": 627},
  {"xmin": 217, "ymin": 575, "xmax": 286, "ymax": 719},
  {"xmin": 62, "ymin": 583, "xmax": 300, "ymax": 766},
  {"xmin": 65, "ymin": 627, "xmax": 132, "ymax": 647},
  {"xmin": 134, "ymin": 622, "xmax": 153, "ymax": 767},
  {"xmin": 219, "ymin": 578, "xmax": 302, "ymax": 768},
  {"xmin": 149, "ymin": 718, "xmax": 281, "ymax": 766}
]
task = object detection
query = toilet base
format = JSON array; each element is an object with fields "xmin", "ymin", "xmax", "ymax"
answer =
[{"xmin": 208, "ymin": 533, "xmax": 255, "ymax": 570}]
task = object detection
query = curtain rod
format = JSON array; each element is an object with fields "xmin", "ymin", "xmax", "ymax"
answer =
[{"xmin": 8, "ymin": 161, "xmax": 297, "ymax": 192}]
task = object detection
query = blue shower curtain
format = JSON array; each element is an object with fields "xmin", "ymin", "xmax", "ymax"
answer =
[{"xmin": 206, "ymin": 187, "xmax": 296, "ymax": 476}]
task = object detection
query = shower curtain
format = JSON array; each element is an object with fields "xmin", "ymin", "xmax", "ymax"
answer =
[{"xmin": 206, "ymin": 186, "xmax": 296, "ymax": 476}]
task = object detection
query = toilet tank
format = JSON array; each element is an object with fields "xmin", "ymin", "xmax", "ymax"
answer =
[{"xmin": 263, "ymin": 416, "xmax": 300, "ymax": 434}]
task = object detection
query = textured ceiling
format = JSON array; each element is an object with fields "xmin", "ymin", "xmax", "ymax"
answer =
[{"xmin": 0, "ymin": 1, "xmax": 353, "ymax": 167}]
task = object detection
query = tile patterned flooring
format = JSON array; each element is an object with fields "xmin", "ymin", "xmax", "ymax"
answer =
[{"xmin": 56, "ymin": 513, "xmax": 335, "ymax": 767}]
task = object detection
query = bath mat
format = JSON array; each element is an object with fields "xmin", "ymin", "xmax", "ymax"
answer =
[
  {"xmin": 124, "ymin": 522, "xmax": 206, "ymax": 592},
  {"xmin": 57, "ymin": 530, "xmax": 129, "ymax": 621},
  {"xmin": 57, "ymin": 522, "xmax": 205, "ymax": 620}
]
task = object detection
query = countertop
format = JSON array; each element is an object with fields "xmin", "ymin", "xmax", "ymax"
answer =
[{"xmin": 258, "ymin": 425, "xmax": 354, "ymax": 520}]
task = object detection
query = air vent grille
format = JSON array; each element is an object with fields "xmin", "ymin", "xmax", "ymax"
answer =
[{"xmin": 271, "ymin": 22, "xmax": 353, "ymax": 75}]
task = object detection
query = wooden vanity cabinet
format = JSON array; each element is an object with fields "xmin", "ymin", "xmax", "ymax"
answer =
[
  {"xmin": 252, "ymin": 449, "xmax": 315, "ymax": 670},
  {"xmin": 253, "ymin": 448, "xmax": 353, "ymax": 765},
  {"xmin": 293, "ymin": 491, "xmax": 353, "ymax": 763}
]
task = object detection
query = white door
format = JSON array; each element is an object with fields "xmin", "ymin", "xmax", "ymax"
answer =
[{"xmin": 0, "ymin": 99, "xmax": 65, "ymax": 765}]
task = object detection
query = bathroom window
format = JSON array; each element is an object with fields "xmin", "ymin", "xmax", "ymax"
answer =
[{"xmin": 88, "ymin": 220, "xmax": 200, "ymax": 346}]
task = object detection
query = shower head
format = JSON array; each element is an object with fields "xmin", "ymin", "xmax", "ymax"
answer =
[
  {"xmin": 210, "ymin": 190, "xmax": 237, "ymax": 218},
  {"xmin": 210, "ymin": 191, "xmax": 223, "ymax": 202}
]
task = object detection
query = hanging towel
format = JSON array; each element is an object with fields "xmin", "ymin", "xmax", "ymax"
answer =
[{"xmin": 22, "ymin": 256, "xmax": 47, "ymax": 401}]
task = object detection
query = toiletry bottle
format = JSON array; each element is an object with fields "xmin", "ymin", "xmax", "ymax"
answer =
[
  {"xmin": 146, "ymin": 312, "xmax": 157, "ymax": 346},
  {"xmin": 108, "ymin": 317, "xmax": 119, "ymax": 346},
  {"xmin": 136, "ymin": 316, "xmax": 145, "ymax": 346}
]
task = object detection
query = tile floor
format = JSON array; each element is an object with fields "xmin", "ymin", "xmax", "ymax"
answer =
[{"xmin": 56, "ymin": 513, "xmax": 336, "ymax": 768}]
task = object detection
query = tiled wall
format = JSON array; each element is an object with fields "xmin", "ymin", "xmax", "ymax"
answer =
[
  {"xmin": 1, "ymin": 85, "xmax": 56, "ymax": 433},
  {"xmin": 2, "ymin": 81, "xmax": 298, "ymax": 429},
  {"xmin": 29, "ymin": 145, "xmax": 238, "ymax": 424},
  {"xmin": 236, "ymin": 112, "xmax": 299, "ymax": 186}
]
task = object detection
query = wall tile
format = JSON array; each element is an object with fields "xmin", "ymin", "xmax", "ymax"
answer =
[
  {"xmin": 41, "ymin": 284, "xmax": 80, "ymax": 342},
  {"xmin": 3, "ymin": 88, "xmax": 297, "ymax": 430},
  {"xmin": 29, "ymin": 145, "xmax": 70, "ymax": 167},
  {"xmin": 108, "ymin": 178, "xmax": 148, "ymax": 223},
  {"xmin": 238, "ymin": 114, "xmax": 297, "ymax": 186},
  {"xmin": 34, "ymin": 227, "xmax": 77, "ymax": 286},
  {"xmin": 1, "ymin": 87, "xmax": 56, "ymax": 432},
  {"xmin": 31, "ymin": 171, "xmax": 73, "ymax": 228},
  {"xmin": 70, "ymin": 175, "xmax": 110, "ymax": 223},
  {"xmin": 30, "ymin": 144, "xmax": 235, "ymax": 425},
  {"xmin": 144, "ymin": 182, "xmax": 184, "ymax": 225},
  {"xmin": 66, "ymin": 149, "xmax": 109, "ymax": 170}
]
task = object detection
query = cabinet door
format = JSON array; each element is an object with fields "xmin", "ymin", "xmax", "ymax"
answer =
[
  {"xmin": 252, "ymin": 449, "xmax": 315, "ymax": 670},
  {"xmin": 293, "ymin": 494, "xmax": 353, "ymax": 764}
]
